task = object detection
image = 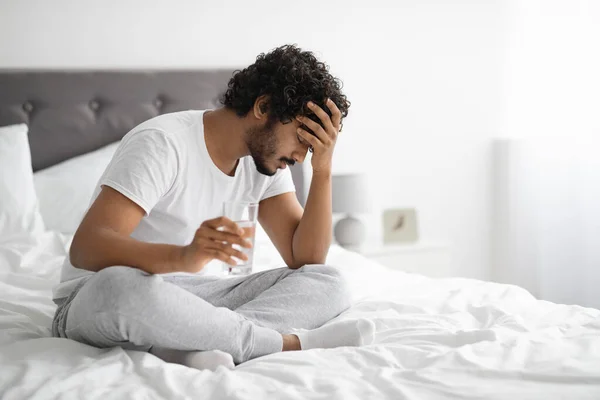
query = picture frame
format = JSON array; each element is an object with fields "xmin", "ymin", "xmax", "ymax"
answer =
[{"xmin": 383, "ymin": 208, "xmax": 419, "ymax": 244}]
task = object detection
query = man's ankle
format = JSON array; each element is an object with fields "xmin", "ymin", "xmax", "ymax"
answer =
[{"xmin": 281, "ymin": 334, "xmax": 301, "ymax": 351}]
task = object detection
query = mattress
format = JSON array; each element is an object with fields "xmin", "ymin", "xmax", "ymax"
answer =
[{"xmin": 1, "ymin": 232, "xmax": 599, "ymax": 399}]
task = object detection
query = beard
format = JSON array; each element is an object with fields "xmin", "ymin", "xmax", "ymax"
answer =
[
  {"xmin": 246, "ymin": 118, "xmax": 295, "ymax": 176},
  {"xmin": 246, "ymin": 119, "xmax": 297, "ymax": 176},
  {"xmin": 246, "ymin": 120, "xmax": 278, "ymax": 176}
]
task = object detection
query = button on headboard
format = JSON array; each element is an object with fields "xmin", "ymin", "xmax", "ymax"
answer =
[{"xmin": 0, "ymin": 70, "xmax": 307, "ymax": 205}]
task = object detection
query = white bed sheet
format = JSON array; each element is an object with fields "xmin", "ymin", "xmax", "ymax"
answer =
[{"xmin": 1, "ymin": 232, "xmax": 599, "ymax": 400}]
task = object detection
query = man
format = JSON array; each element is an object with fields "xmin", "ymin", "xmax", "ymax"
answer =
[{"xmin": 51, "ymin": 45, "xmax": 373, "ymax": 370}]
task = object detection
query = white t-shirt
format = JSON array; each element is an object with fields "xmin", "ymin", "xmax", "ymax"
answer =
[{"xmin": 53, "ymin": 110, "xmax": 296, "ymax": 300}]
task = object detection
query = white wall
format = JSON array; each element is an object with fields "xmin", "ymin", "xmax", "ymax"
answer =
[
  {"xmin": 0, "ymin": 0, "xmax": 508, "ymax": 280},
  {"xmin": 492, "ymin": 0, "xmax": 600, "ymax": 306},
  {"xmin": 501, "ymin": 0, "xmax": 600, "ymax": 140}
]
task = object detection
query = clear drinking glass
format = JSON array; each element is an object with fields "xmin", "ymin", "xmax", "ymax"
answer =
[{"xmin": 222, "ymin": 201, "xmax": 258, "ymax": 276}]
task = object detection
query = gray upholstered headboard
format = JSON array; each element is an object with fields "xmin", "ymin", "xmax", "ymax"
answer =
[{"xmin": 0, "ymin": 70, "xmax": 307, "ymax": 204}]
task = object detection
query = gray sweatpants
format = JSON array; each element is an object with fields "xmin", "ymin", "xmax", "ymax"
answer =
[{"xmin": 52, "ymin": 265, "xmax": 350, "ymax": 364}]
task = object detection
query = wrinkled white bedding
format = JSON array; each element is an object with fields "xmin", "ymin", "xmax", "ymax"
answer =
[{"xmin": 1, "ymin": 232, "xmax": 599, "ymax": 400}]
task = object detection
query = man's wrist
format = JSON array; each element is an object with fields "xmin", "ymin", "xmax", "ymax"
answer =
[
  {"xmin": 168, "ymin": 245, "xmax": 186, "ymax": 273},
  {"xmin": 311, "ymin": 169, "xmax": 332, "ymax": 179}
]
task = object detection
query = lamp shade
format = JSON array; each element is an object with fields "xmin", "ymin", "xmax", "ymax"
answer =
[{"xmin": 332, "ymin": 174, "xmax": 370, "ymax": 214}]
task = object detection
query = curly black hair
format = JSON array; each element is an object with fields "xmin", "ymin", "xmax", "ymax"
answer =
[{"xmin": 221, "ymin": 44, "xmax": 350, "ymax": 131}]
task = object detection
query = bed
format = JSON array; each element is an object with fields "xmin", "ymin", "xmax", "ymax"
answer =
[{"xmin": 1, "ymin": 71, "xmax": 599, "ymax": 400}]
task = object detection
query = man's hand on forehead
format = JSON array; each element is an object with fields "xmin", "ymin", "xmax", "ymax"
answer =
[
  {"xmin": 299, "ymin": 100, "xmax": 333, "ymax": 137},
  {"xmin": 295, "ymin": 99, "xmax": 342, "ymax": 174}
]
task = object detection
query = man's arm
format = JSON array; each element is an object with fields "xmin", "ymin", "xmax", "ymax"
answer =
[
  {"xmin": 71, "ymin": 186, "xmax": 250, "ymax": 274},
  {"xmin": 258, "ymin": 99, "xmax": 341, "ymax": 269},
  {"xmin": 258, "ymin": 174, "xmax": 332, "ymax": 269},
  {"xmin": 70, "ymin": 186, "xmax": 181, "ymax": 273}
]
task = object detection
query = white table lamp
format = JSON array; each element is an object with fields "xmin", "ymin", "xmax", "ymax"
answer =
[{"xmin": 332, "ymin": 174, "xmax": 370, "ymax": 249}]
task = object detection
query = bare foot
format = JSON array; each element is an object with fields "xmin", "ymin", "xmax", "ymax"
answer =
[{"xmin": 281, "ymin": 334, "xmax": 301, "ymax": 351}]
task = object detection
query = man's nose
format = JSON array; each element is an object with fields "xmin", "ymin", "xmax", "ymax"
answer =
[{"xmin": 293, "ymin": 146, "xmax": 309, "ymax": 163}]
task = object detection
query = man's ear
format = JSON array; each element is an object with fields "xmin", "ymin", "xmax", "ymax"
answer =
[{"xmin": 253, "ymin": 95, "xmax": 270, "ymax": 120}]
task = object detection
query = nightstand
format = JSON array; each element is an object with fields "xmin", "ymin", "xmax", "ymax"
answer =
[{"xmin": 358, "ymin": 242, "xmax": 453, "ymax": 278}]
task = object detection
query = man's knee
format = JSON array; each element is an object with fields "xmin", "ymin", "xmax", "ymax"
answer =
[
  {"xmin": 300, "ymin": 264, "xmax": 351, "ymax": 312},
  {"xmin": 73, "ymin": 266, "xmax": 155, "ymax": 315},
  {"xmin": 65, "ymin": 266, "xmax": 157, "ymax": 347}
]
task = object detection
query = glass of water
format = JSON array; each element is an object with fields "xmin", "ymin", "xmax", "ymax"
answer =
[{"xmin": 222, "ymin": 201, "xmax": 259, "ymax": 277}]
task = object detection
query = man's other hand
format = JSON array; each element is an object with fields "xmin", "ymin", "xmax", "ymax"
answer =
[{"xmin": 179, "ymin": 217, "xmax": 252, "ymax": 273}]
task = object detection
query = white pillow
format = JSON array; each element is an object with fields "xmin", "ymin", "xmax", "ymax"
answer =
[
  {"xmin": 0, "ymin": 124, "xmax": 46, "ymax": 238},
  {"xmin": 34, "ymin": 141, "xmax": 120, "ymax": 234}
]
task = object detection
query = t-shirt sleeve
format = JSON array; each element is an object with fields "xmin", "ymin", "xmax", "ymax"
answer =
[
  {"xmin": 261, "ymin": 166, "xmax": 297, "ymax": 201},
  {"xmin": 99, "ymin": 130, "xmax": 178, "ymax": 215}
]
